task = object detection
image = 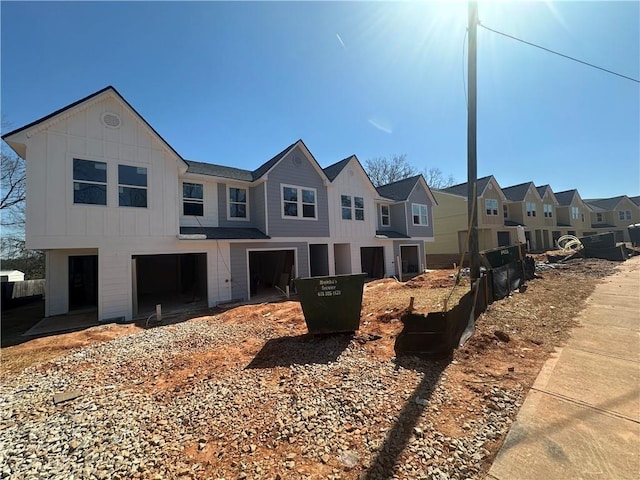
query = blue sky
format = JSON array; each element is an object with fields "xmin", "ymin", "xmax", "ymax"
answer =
[{"xmin": 2, "ymin": 1, "xmax": 638, "ymax": 198}]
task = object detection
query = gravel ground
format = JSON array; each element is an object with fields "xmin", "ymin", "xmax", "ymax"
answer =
[
  {"xmin": 1, "ymin": 317, "xmax": 520, "ymax": 480},
  {"xmin": 3, "ymin": 258, "xmax": 620, "ymax": 480}
]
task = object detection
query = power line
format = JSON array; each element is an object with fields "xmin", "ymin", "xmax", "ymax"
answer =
[{"xmin": 479, "ymin": 22, "xmax": 640, "ymax": 84}]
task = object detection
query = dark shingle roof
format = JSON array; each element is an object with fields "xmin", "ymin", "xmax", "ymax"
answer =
[
  {"xmin": 185, "ymin": 160, "xmax": 253, "ymax": 181},
  {"xmin": 502, "ymin": 182, "xmax": 536, "ymax": 202},
  {"xmin": 631, "ymin": 196, "xmax": 640, "ymax": 207},
  {"xmin": 590, "ymin": 223, "xmax": 617, "ymax": 229},
  {"xmin": 251, "ymin": 140, "xmax": 299, "ymax": 180},
  {"xmin": 584, "ymin": 196, "xmax": 627, "ymax": 211},
  {"xmin": 185, "ymin": 140, "xmax": 300, "ymax": 182},
  {"xmin": 440, "ymin": 175, "xmax": 493, "ymax": 198},
  {"xmin": 375, "ymin": 230, "xmax": 410, "ymax": 239},
  {"xmin": 376, "ymin": 175, "xmax": 421, "ymax": 201},
  {"xmin": 504, "ymin": 220, "xmax": 526, "ymax": 227},
  {"xmin": 554, "ymin": 189, "xmax": 578, "ymax": 206},
  {"xmin": 180, "ymin": 227, "xmax": 269, "ymax": 240},
  {"xmin": 323, "ymin": 156, "xmax": 353, "ymax": 182},
  {"xmin": 536, "ymin": 184, "xmax": 554, "ymax": 199}
]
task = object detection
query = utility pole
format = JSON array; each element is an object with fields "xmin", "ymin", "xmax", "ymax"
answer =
[{"xmin": 467, "ymin": 0, "xmax": 480, "ymax": 282}]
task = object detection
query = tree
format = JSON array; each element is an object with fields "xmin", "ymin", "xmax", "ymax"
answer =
[
  {"xmin": 423, "ymin": 167, "xmax": 456, "ymax": 189},
  {"xmin": 1, "ymin": 151, "xmax": 25, "ymax": 218},
  {"xmin": 364, "ymin": 154, "xmax": 417, "ymax": 187},
  {"xmin": 364, "ymin": 154, "xmax": 456, "ymax": 189}
]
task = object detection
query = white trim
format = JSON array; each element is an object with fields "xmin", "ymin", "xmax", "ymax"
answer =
[
  {"xmin": 226, "ymin": 184, "xmax": 250, "ymax": 222},
  {"xmin": 280, "ymin": 183, "xmax": 318, "ymax": 220},
  {"xmin": 379, "ymin": 203, "xmax": 391, "ymax": 227},
  {"xmin": 411, "ymin": 203, "xmax": 429, "ymax": 226}
]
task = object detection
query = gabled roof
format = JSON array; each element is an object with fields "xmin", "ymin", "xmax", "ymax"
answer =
[
  {"xmin": 184, "ymin": 139, "xmax": 322, "ymax": 183},
  {"xmin": 251, "ymin": 140, "xmax": 300, "ymax": 180},
  {"xmin": 584, "ymin": 196, "xmax": 628, "ymax": 211},
  {"xmin": 440, "ymin": 175, "xmax": 494, "ymax": 198},
  {"xmin": 631, "ymin": 196, "xmax": 640, "ymax": 207},
  {"xmin": 554, "ymin": 189, "xmax": 579, "ymax": 206},
  {"xmin": 502, "ymin": 181, "xmax": 538, "ymax": 202},
  {"xmin": 376, "ymin": 175, "xmax": 422, "ymax": 201},
  {"xmin": 323, "ymin": 156, "xmax": 353, "ymax": 182},
  {"xmin": 2, "ymin": 86, "xmax": 185, "ymax": 163}
]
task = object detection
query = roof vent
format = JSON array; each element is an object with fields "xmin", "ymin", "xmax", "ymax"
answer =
[
  {"xmin": 101, "ymin": 112, "xmax": 121, "ymax": 128},
  {"xmin": 293, "ymin": 156, "xmax": 302, "ymax": 166}
]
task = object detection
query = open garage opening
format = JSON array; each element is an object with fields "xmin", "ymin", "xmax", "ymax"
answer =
[
  {"xmin": 133, "ymin": 253, "xmax": 207, "ymax": 317},
  {"xmin": 248, "ymin": 249, "xmax": 296, "ymax": 301},
  {"xmin": 361, "ymin": 247, "xmax": 385, "ymax": 279}
]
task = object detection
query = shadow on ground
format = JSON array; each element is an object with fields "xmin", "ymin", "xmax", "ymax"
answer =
[
  {"xmin": 363, "ymin": 355, "xmax": 450, "ymax": 480},
  {"xmin": 246, "ymin": 333, "xmax": 352, "ymax": 368},
  {"xmin": 1, "ymin": 300, "xmax": 46, "ymax": 347}
]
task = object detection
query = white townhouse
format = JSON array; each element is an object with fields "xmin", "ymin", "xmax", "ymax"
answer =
[{"xmin": 3, "ymin": 86, "xmax": 437, "ymax": 322}]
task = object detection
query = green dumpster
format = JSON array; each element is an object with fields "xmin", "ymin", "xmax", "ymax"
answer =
[{"xmin": 294, "ymin": 273, "xmax": 367, "ymax": 334}]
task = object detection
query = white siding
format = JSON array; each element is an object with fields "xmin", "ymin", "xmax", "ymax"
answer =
[
  {"xmin": 179, "ymin": 178, "xmax": 219, "ymax": 228},
  {"xmin": 328, "ymin": 159, "xmax": 378, "ymax": 240},
  {"xmin": 23, "ymin": 94, "xmax": 181, "ymax": 250}
]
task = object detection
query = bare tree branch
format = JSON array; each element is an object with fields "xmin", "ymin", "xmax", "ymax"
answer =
[
  {"xmin": 364, "ymin": 154, "xmax": 417, "ymax": 187},
  {"xmin": 423, "ymin": 167, "xmax": 456, "ymax": 189}
]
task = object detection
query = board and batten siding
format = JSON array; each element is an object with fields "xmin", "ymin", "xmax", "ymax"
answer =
[
  {"xmin": 327, "ymin": 159, "xmax": 378, "ymax": 239},
  {"xmin": 265, "ymin": 146, "xmax": 329, "ymax": 238},
  {"xmin": 179, "ymin": 178, "xmax": 219, "ymax": 228},
  {"xmin": 229, "ymin": 242, "xmax": 310, "ymax": 300},
  {"xmin": 99, "ymin": 248, "xmax": 131, "ymax": 321},
  {"xmin": 24, "ymin": 95, "xmax": 181, "ymax": 251}
]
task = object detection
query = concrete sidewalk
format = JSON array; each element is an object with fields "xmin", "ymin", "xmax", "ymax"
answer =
[{"xmin": 488, "ymin": 256, "xmax": 640, "ymax": 480}]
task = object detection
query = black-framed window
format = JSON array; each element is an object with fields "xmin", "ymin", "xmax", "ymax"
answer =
[
  {"xmin": 229, "ymin": 187, "xmax": 247, "ymax": 219},
  {"xmin": 73, "ymin": 159, "xmax": 107, "ymax": 205},
  {"xmin": 118, "ymin": 164, "xmax": 147, "ymax": 207},
  {"xmin": 183, "ymin": 182, "xmax": 203, "ymax": 216}
]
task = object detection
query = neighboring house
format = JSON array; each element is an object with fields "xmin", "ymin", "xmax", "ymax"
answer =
[
  {"xmin": 502, "ymin": 181, "xmax": 558, "ymax": 251},
  {"xmin": 374, "ymin": 175, "xmax": 438, "ymax": 277},
  {"xmin": 554, "ymin": 189, "xmax": 591, "ymax": 242},
  {"xmin": 429, "ymin": 176, "xmax": 523, "ymax": 264},
  {"xmin": 0, "ymin": 270, "xmax": 25, "ymax": 282},
  {"xmin": 584, "ymin": 196, "xmax": 640, "ymax": 242},
  {"xmin": 2, "ymin": 86, "xmax": 436, "ymax": 322},
  {"xmin": 630, "ymin": 196, "xmax": 640, "ymax": 208}
]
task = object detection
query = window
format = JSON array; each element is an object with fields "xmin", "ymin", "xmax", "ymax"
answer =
[
  {"xmin": 619, "ymin": 210, "xmax": 632, "ymax": 220},
  {"xmin": 380, "ymin": 204, "xmax": 390, "ymax": 226},
  {"xmin": 118, "ymin": 164, "xmax": 147, "ymax": 207},
  {"xmin": 73, "ymin": 159, "xmax": 107, "ymax": 205},
  {"xmin": 596, "ymin": 213, "xmax": 603, "ymax": 222},
  {"xmin": 229, "ymin": 187, "xmax": 247, "ymax": 219},
  {"xmin": 485, "ymin": 199, "xmax": 498, "ymax": 216},
  {"xmin": 526, "ymin": 202, "xmax": 537, "ymax": 217},
  {"xmin": 183, "ymin": 183, "xmax": 203, "ymax": 216},
  {"xmin": 503, "ymin": 204, "xmax": 508, "ymax": 219},
  {"xmin": 571, "ymin": 206, "xmax": 580, "ymax": 220},
  {"xmin": 341, "ymin": 195, "xmax": 365, "ymax": 221},
  {"xmin": 341, "ymin": 195, "xmax": 352, "ymax": 220},
  {"xmin": 544, "ymin": 204, "xmax": 553, "ymax": 218},
  {"xmin": 412, "ymin": 204, "xmax": 428, "ymax": 226},
  {"xmin": 282, "ymin": 185, "xmax": 316, "ymax": 219}
]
